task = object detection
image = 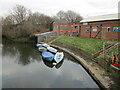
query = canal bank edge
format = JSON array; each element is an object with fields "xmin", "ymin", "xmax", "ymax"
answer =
[{"xmin": 49, "ymin": 43, "xmax": 114, "ymax": 89}]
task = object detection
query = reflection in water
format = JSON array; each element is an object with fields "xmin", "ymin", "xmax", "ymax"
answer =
[
  {"xmin": 55, "ymin": 60, "xmax": 64, "ymax": 69},
  {"xmin": 42, "ymin": 58, "xmax": 64, "ymax": 69},
  {"xmin": 2, "ymin": 41, "xmax": 99, "ymax": 88},
  {"xmin": 2, "ymin": 42, "xmax": 42, "ymax": 65},
  {"xmin": 42, "ymin": 58, "xmax": 54, "ymax": 68}
]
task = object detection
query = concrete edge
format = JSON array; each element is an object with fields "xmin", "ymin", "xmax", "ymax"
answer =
[{"xmin": 50, "ymin": 43, "xmax": 114, "ymax": 89}]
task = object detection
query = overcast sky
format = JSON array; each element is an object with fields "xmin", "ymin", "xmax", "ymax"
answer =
[{"xmin": 0, "ymin": 0, "xmax": 119, "ymax": 18}]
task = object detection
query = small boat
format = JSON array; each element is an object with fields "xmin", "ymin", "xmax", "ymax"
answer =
[
  {"xmin": 54, "ymin": 52, "xmax": 64, "ymax": 64},
  {"xmin": 36, "ymin": 43, "xmax": 49, "ymax": 48},
  {"xmin": 47, "ymin": 46, "xmax": 57, "ymax": 53},
  {"xmin": 42, "ymin": 44, "xmax": 50, "ymax": 48},
  {"xmin": 110, "ymin": 55, "xmax": 120, "ymax": 70},
  {"xmin": 42, "ymin": 51, "xmax": 54, "ymax": 61},
  {"xmin": 111, "ymin": 63, "xmax": 120, "ymax": 70},
  {"xmin": 38, "ymin": 47, "xmax": 47, "ymax": 52},
  {"xmin": 36, "ymin": 44, "xmax": 42, "ymax": 47}
]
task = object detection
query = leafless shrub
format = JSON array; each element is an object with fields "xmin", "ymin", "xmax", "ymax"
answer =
[
  {"xmin": 2, "ymin": 4, "xmax": 54, "ymax": 41},
  {"xmin": 55, "ymin": 10, "xmax": 83, "ymax": 23}
]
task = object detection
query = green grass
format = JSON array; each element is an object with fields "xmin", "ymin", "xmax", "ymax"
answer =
[{"xmin": 53, "ymin": 35, "xmax": 112, "ymax": 54}]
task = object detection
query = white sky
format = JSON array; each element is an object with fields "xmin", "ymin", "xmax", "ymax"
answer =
[{"xmin": 0, "ymin": 0, "xmax": 119, "ymax": 18}]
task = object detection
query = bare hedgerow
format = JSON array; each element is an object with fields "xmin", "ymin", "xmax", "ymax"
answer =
[{"xmin": 2, "ymin": 4, "xmax": 53, "ymax": 41}]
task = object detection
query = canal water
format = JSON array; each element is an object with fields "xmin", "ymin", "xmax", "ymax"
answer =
[{"xmin": 1, "ymin": 41, "xmax": 100, "ymax": 88}]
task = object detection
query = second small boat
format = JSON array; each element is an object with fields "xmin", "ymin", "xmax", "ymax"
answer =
[
  {"xmin": 38, "ymin": 47, "xmax": 47, "ymax": 52},
  {"xmin": 42, "ymin": 44, "xmax": 50, "ymax": 48},
  {"xmin": 42, "ymin": 51, "xmax": 54, "ymax": 61},
  {"xmin": 36, "ymin": 44, "xmax": 42, "ymax": 47},
  {"xmin": 54, "ymin": 52, "xmax": 64, "ymax": 64},
  {"xmin": 47, "ymin": 46, "xmax": 57, "ymax": 53}
]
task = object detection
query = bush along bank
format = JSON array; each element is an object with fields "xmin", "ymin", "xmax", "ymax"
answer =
[
  {"xmin": 2, "ymin": 5, "xmax": 53, "ymax": 43},
  {"xmin": 51, "ymin": 35, "xmax": 120, "ymax": 90},
  {"xmin": 2, "ymin": 35, "xmax": 37, "ymax": 43}
]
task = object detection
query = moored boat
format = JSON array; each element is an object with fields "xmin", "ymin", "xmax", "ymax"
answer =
[
  {"xmin": 54, "ymin": 52, "xmax": 64, "ymax": 64},
  {"xmin": 42, "ymin": 51, "xmax": 54, "ymax": 61},
  {"xmin": 42, "ymin": 44, "xmax": 50, "ymax": 48},
  {"xmin": 38, "ymin": 47, "xmax": 47, "ymax": 52},
  {"xmin": 36, "ymin": 43, "xmax": 50, "ymax": 48},
  {"xmin": 110, "ymin": 55, "xmax": 120, "ymax": 70},
  {"xmin": 47, "ymin": 46, "xmax": 57, "ymax": 53},
  {"xmin": 111, "ymin": 63, "xmax": 120, "ymax": 70},
  {"xmin": 36, "ymin": 44, "xmax": 42, "ymax": 47}
]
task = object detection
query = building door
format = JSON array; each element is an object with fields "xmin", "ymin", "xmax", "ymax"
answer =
[
  {"xmin": 78, "ymin": 26, "xmax": 81, "ymax": 36},
  {"xmin": 90, "ymin": 26, "xmax": 92, "ymax": 38},
  {"xmin": 101, "ymin": 27, "xmax": 106, "ymax": 39}
]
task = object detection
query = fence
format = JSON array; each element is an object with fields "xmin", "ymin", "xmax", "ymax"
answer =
[{"xmin": 35, "ymin": 31, "xmax": 57, "ymax": 43}]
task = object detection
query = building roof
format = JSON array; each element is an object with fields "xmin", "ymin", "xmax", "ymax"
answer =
[
  {"xmin": 54, "ymin": 19, "xmax": 68, "ymax": 25},
  {"xmin": 80, "ymin": 13, "xmax": 120, "ymax": 22}
]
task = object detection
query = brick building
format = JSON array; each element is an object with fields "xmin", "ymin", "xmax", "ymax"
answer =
[
  {"xmin": 53, "ymin": 20, "xmax": 68, "ymax": 35},
  {"xmin": 80, "ymin": 13, "xmax": 120, "ymax": 40},
  {"xmin": 53, "ymin": 13, "xmax": 120, "ymax": 40}
]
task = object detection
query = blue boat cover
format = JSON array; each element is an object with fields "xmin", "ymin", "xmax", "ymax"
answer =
[{"xmin": 42, "ymin": 51, "xmax": 54, "ymax": 61}]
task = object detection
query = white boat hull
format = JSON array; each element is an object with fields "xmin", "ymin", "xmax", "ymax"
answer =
[
  {"xmin": 42, "ymin": 44, "xmax": 50, "ymax": 48},
  {"xmin": 36, "ymin": 44, "xmax": 42, "ymax": 47},
  {"xmin": 54, "ymin": 52, "xmax": 64, "ymax": 64},
  {"xmin": 47, "ymin": 47, "xmax": 57, "ymax": 53}
]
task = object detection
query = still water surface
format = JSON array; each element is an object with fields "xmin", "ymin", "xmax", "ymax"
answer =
[{"xmin": 2, "ymin": 41, "xmax": 99, "ymax": 88}]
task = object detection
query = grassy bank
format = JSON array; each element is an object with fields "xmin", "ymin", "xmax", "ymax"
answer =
[
  {"xmin": 53, "ymin": 35, "xmax": 119, "ymax": 56},
  {"xmin": 54, "ymin": 36, "xmax": 109, "ymax": 53},
  {"xmin": 52, "ymin": 35, "xmax": 120, "ymax": 72}
]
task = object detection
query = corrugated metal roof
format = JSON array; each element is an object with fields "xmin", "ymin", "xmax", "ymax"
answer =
[{"xmin": 80, "ymin": 13, "xmax": 120, "ymax": 22}]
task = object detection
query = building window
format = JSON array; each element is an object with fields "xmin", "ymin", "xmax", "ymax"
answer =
[
  {"xmin": 92, "ymin": 27, "xmax": 97, "ymax": 32},
  {"xmin": 72, "ymin": 31, "xmax": 78, "ymax": 36},
  {"xmin": 74, "ymin": 25, "xmax": 78, "ymax": 29},
  {"xmin": 56, "ymin": 25, "xmax": 59, "ymax": 29},
  {"xmin": 83, "ymin": 22, "xmax": 88, "ymax": 25},
  {"xmin": 113, "ymin": 26, "xmax": 120, "ymax": 32},
  {"xmin": 85, "ymin": 28, "xmax": 90, "ymax": 32},
  {"xmin": 107, "ymin": 27, "xmax": 110, "ymax": 32},
  {"xmin": 60, "ymin": 31, "xmax": 64, "ymax": 34}
]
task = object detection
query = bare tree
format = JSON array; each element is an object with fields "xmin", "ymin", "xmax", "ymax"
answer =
[
  {"xmin": 2, "ymin": 4, "xmax": 54, "ymax": 41},
  {"xmin": 39, "ymin": 14, "xmax": 53, "ymax": 28},
  {"xmin": 56, "ymin": 10, "xmax": 66, "ymax": 20},
  {"xmin": 55, "ymin": 10, "xmax": 83, "ymax": 23},
  {"xmin": 11, "ymin": 4, "xmax": 28, "ymax": 24},
  {"xmin": 2, "ymin": 15, "xmax": 14, "ymax": 26},
  {"xmin": 28, "ymin": 12, "xmax": 53, "ymax": 29},
  {"xmin": 28, "ymin": 12, "xmax": 41, "ymax": 25},
  {"xmin": 65, "ymin": 10, "xmax": 83, "ymax": 22}
]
